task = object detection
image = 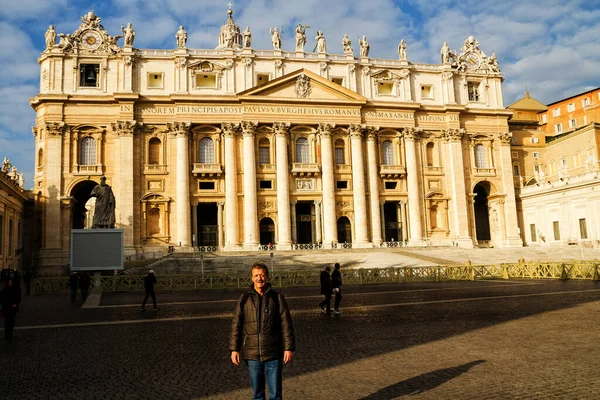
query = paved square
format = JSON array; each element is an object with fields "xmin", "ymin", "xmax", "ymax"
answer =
[{"xmin": 1, "ymin": 279, "xmax": 599, "ymax": 399}]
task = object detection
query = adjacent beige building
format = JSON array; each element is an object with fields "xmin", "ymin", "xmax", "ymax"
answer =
[{"xmin": 31, "ymin": 10, "xmax": 522, "ymax": 271}]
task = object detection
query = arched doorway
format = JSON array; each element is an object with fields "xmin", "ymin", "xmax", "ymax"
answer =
[
  {"xmin": 71, "ymin": 180, "xmax": 98, "ymax": 229},
  {"xmin": 337, "ymin": 217, "xmax": 352, "ymax": 244},
  {"xmin": 259, "ymin": 218, "xmax": 275, "ymax": 245},
  {"xmin": 473, "ymin": 183, "xmax": 491, "ymax": 242}
]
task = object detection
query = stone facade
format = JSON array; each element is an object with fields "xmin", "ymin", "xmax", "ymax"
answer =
[{"xmin": 31, "ymin": 10, "xmax": 522, "ymax": 270}]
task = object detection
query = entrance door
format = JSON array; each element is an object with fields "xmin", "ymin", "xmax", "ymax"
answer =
[
  {"xmin": 70, "ymin": 180, "xmax": 98, "ymax": 229},
  {"xmin": 197, "ymin": 203, "xmax": 218, "ymax": 246},
  {"xmin": 473, "ymin": 184, "xmax": 491, "ymax": 242},
  {"xmin": 337, "ymin": 217, "xmax": 352, "ymax": 244},
  {"xmin": 296, "ymin": 202, "xmax": 313, "ymax": 244},
  {"xmin": 383, "ymin": 202, "xmax": 403, "ymax": 242},
  {"xmin": 259, "ymin": 218, "xmax": 275, "ymax": 245}
]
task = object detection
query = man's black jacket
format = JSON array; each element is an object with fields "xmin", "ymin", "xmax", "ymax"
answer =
[
  {"xmin": 229, "ymin": 283, "xmax": 295, "ymax": 362},
  {"xmin": 320, "ymin": 270, "xmax": 331, "ymax": 295}
]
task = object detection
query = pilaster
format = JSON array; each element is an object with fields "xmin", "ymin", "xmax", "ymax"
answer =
[
  {"xmin": 349, "ymin": 124, "xmax": 370, "ymax": 247},
  {"xmin": 222, "ymin": 122, "xmax": 241, "ymax": 249},
  {"xmin": 242, "ymin": 121, "xmax": 259, "ymax": 249},
  {"xmin": 274, "ymin": 122, "xmax": 292, "ymax": 250},
  {"xmin": 44, "ymin": 122, "xmax": 65, "ymax": 250},
  {"xmin": 167, "ymin": 121, "xmax": 192, "ymax": 247},
  {"xmin": 403, "ymin": 127, "xmax": 424, "ymax": 246},
  {"xmin": 498, "ymin": 132, "xmax": 523, "ymax": 247},
  {"xmin": 365, "ymin": 126, "xmax": 382, "ymax": 246},
  {"xmin": 318, "ymin": 123, "xmax": 337, "ymax": 248}
]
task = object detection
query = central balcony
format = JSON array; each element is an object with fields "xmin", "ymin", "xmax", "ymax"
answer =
[
  {"xmin": 291, "ymin": 163, "xmax": 320, "ymax": 177},
  {"xmin": 379, "ymin": 165, "xmax": 406, "ymax": 178},
  {"xmin": 192, "ymin": 163, "xmax": 223, "ymax": 177}
]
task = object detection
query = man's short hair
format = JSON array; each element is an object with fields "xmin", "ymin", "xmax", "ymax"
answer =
[
  {"xmin": 325, "ymin": 266, "xmax": 331, "ymax": 271},
  {"xmin": 251, "ymin": 262, "xmax": 269, "ymax": 277},
  {"xmin": 334, "ymin": 263, "xmax": 340, "ymax": 269}
]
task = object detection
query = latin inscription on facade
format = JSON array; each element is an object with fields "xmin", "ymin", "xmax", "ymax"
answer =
[
  {"xmin": 364, "ymin": 111, "xmax": 413, "ymax": 120},
  {"xmin": 130, "ymin": 105, "xmax": 361, "ymax": 117}
]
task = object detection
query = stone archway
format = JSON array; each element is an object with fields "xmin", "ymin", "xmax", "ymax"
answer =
[
  {"xmin": 70, "ymin": 180, "xmax": 98, "ymax": 229},
  {"xmin": 337, "ymin": 216, "xmax": 352, "ymax": 244},
  {"xmin": 259, "ymin": 217, "xmax": 275, "ymax": 245},
  {"xmin": 473, "ymin": 182, "xmax": 491, "ymax": 243}
]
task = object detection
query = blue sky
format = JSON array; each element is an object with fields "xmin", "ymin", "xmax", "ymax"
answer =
[{"xmin": 1, "ymin": 0, "xmax": 598, "ymax": 188}]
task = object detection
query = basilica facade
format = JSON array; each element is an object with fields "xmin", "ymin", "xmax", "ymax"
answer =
[{"xmin": 31, "ymin": 10, "xmax": 521, "ymax": 269}]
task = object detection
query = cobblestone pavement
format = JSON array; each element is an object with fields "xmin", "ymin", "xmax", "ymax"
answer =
[{"xmin": 1, "ymin": 279, "xmax": 599, "ymax": 399}]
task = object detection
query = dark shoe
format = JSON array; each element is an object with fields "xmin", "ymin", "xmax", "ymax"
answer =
[
  {"xmin": 153, "ymin": 308, "xmax": 159, "ymax": 312},
  {"xmin": 140, "ymin": 308, "xmax": 145, "ymax": 311},
  {"xmin": 334, "ymin": 310, "xmax": 342, "ymax": 315},
  {"xmin": 319, "ymin": 305, "xmax": 326, "ymax": 313}
]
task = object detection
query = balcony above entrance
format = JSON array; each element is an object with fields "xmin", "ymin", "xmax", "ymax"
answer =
[
  {"xmin": 292, "ymin": 163, "xmax": 321, "ymax": 177},
  {"xmin": 193, "ymin": 163, "xmax": 223, "ymax": 177}
]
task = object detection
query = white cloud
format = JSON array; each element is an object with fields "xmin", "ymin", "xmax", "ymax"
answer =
[{"xmin": 0, "ymin": 0, "xmax": 68, "ymax": 20}]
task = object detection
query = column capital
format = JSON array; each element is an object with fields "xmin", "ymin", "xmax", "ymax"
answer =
[
  {"xmin": 348, "ymin": 123, "xmax": 364, "ymax": 138},
  {"xmin": 314, "ymin": 199, "xmax": 322, "ymax": 206},
  {"xmin": 111, "ymin": 120, "xmax": 140, "ymax": 137},
  {"xmin": 317, "ymin": 122, "xmax": 336, "ymax": 137},
  {"xmin": 167, "ymin": 121, "xmax": 192, "ymax": 137},
  {"xmin": 218, "ymin": 201, "xmax": 225, "ymax": 206},
  {"xmin": 221, "ymin": 122, "xmax": 240, "ymax": 138},
  {"xmin": 365, "ymin": 125, "xmax": 380, "ymax": 141},
  {"xmin": 499, "ymin": 131, "xmax": 512, "ymax": 145},
  {"xmin": 273, "ymin": 122, "xmax": 291, "ymax": 137},
  {"xmin": 402, "ymin": 127, "xmax": 422, "ymax": 141},
  {"xmin": 45, "ymin": 121, "xmax": 66, "ymax": 137},
  {"xmin": 442, "ymin": 128, "xmax": 464, "ymax": 142},
  {"xmin": 241, "ymin": 121, "xmax": 258, "ymax": 136}
]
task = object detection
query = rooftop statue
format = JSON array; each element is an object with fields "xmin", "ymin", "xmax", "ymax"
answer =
[
  {"xmin": 295, "ymin": 24, "xmax": 306, "ymax": 52},
  {"xmin": 2, "ymin": 157, "xmax": 12, "ymax": 174},
  {"xmin": 398, "ymin": 39, "xmax": 407, "ymax": 61},
  {"xmin": 90, "ymin": 176, "xmax": 116, "ymax": 229},
  {"xmin": 121, "ymin": 23, "xmax": 135, "ymax": 47},
  {"xmin": 342, "ymin": 34, "xmax": 353, "ymax": 55},
  {"xmin": 176, "ymin": 26, "xmax": 187, "ymax": 48},
  {"xmin": 315, "ymin": 31, "xmax": 327, "ymax": 53},
  {"xmin": 441, "ymin": 41, "xmax": 450, "ymax": 64},
  {"xmin": 243, "ymin": 26, "xmax": 252, "ymax": 48},
  {"xmin": 45, "ymin": 25, "xmax": 56, "ymax": 50},
  {"xmin": 359, "ymin": 35, "xmax": 370, "ymax": 57},
  {"xmin": 270, "ymin": 27, "xmax": 282, "ymax": 50}
]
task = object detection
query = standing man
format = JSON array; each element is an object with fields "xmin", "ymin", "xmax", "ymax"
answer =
[
  {"xmin": 230, "ymin": 263, "xmax": 295, "ymax": 400},
  {"xmin": 331, "ymin": 263, "xmax": 343, "ymax": 315},
  {"xmin": 79, "ymin": 271, "xmax": 91, "ymax": 302},
  {"xmin": 69, "ymin": 271, "xmax": 79, "ymax": 302},
  {"xmin": 319, "ymin": 266, "xmax": 332, "ymax": 314},
  {"xmin": 141, "ymin": 270, "xmax": 158, "ymax": 311},
  {"xmin": 1, "ymin": 278, "xmax": 22, "ymax": 340},
  {"xmin": 24, "ymin": 270, "xmax": 32, "ymax": 296}
]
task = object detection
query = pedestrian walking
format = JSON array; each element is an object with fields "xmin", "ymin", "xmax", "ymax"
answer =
[
  {"xmin": 79, "ymin": 272, "xmax": 91, "ymax": 302},
  {"xmin": 230, "ymin": 263, "xmax": 295, "ymax": 400},
  {"xmin": 69, "ymin": 271, "xmax": 79, "ymax": 302},
  {"xmin": 318, "ymin": 266, "xmax": 332, "ymax": 314},
  {"xmin": 141, "ymin": 270, "xmax": 158, "ymax": 311},
  {"xmin": 24, "ymin": 270, "xmax": 31, "ymax": 296},
  {"xmin": 12, "ymin": 270, "xmax": 21, "ymax": 290},
  {"xmin": 1, "ymin": 278, "xmax": 22, "ymax": 340},
  {"xmin": 332, "ymin": 263, "xmax": 343, "ymax": 315}
]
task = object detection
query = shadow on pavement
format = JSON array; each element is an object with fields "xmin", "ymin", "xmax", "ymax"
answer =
[{"xmin": 358, "ymin": 360, "xmax": 486, "ymax": 399}]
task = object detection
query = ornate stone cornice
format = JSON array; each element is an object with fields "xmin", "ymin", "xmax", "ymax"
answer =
[
  {"xmin": 273, "ymin": 122, "xmax": 291, "ymax": 137},
  {"xmin": 167, "ymin": 121, "xmax": 191, "ymax": 137},
  {"xmin": 499, "ymin": 131, "xmax": 512, "ymax": 145},
  {"xmin": 365, "ymin": 125, "xmax": 380, "ymax": 141},
  {"xmin": 348, "ymin": 123, "xmax": 364, "ymax": 138},
  {"xmin": 111, "ymin": 120, "xmax": 139, "ymax": 137},
  {"xmin": 317, "ymin": 123, "xmax": 335, "ymax": 138},
  {"xmin": 175, "ymin": 57, "xmax": 187, "ymax": 69},
  {"xmin": 402, "ymin": 127, "xmax": 422, "ymax": 140},
  {"xmin": 123, "ymin": 55, "xmax": 136, "ymax": 67},
  {"xmin": 442, "ymin": 128, "xmax": 464, "ymax": 142},
  {"xmin": 221, "ymin": 122, "xmax": 240, "ymax": 138},
  {"xmin": 45, "ymin": 122, "xmax": 66, "ymax": 137},
  {"xmin": 441, "ymin": 71, "xmax": 454, "ymax": 82},
  {"xmin": 241, "ymin": 121, "xmax": 257, "ymax": 136}
]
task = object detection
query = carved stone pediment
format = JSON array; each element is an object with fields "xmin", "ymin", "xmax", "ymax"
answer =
[
  {"xmin": 188, "ymin": 60, "xmax": 227, "ymax": 73},
  {"xmin": 371, "ymin": 69, "xmax": 408, "ymax": 81},
  {"xmin": 56, "ymin": 12, "xmax": 123, "ymax": 55}
]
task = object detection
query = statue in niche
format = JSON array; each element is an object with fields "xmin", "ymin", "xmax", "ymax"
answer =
[
  {"xmin": 270, "ymin": 27, "xmax": 282, "ymax": 50},
  {"xmin": 295, "ymin": 24, "xmax": 306, "ymax": 52},
  {"xmin": 45, "ymin": 25, "xmax": 56, "ymax": 50},
  {"xmin": 176, "ymin": 25, "xmax": 187, "ymax": 48},
  {"xmin": 341, "ymin": 34, "xmax": 353, "ymax": 55},
  {"xmin": 243, "ymin": 26, "xmax": 252, "ymax": 48},
  {"xmin": 441, "ymin": 41, "xmax": 450, "ymax": 64},
  {"xmin": 398, "ymin": 39, "xmax": 407, "ymax": 61},
  {"xmin": 121, "ymin": 23, "xmax": 135, "ymax": 47},
  {"xmin": 90, "ymin": 176, "xmax": 116, "ymax": 229},
  {"xmin": 315, "ymin": 31, "xmax": 327, "ymax": 53},
  {"xmin": 359, "ymin": 35, "xmax": 370, "ymax": 57}
]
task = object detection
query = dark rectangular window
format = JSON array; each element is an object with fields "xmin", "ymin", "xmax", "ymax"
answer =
[
  {"xmin": 80, "ymin": 64, "xmax": 100, "ymax": 87},
  {"xmin": 579, "ymin": 218, "xmax": 588, "ymax": 240},
  {"xmin": 259, "ymin": 180, "xmax": 272, "ymax": 189},
  {"xmin": 530, "ymin": 224, "xmax": 536, "ymax": 242},
  {"xmin": 385, "ymin": 181, "xmax": 397, "ymax": 190},
  {"xmin": 336, "ymin": 181, "xmax": 348, "ymax": 189},
  {"xmin": 199, "ymin": 182, "xmax": 215, "ymax": 190},
  {"xmin": 553, "ymin": 221, "xmax": 560, "ymax": 241}
]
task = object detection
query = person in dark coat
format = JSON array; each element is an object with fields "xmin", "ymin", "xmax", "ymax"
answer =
[
  {"xmin": 1, "ymin": 278, "xmax": 22, "ymax": 340},
  {"xmin": 11, "ymin": 270, "xmax": 21, "ymax": 290},
  {"xmin": 79, "ymin": 272, "xmax": 91, "ymax": 302},
  {"xmin": 331, "ymin": 263, "xmax": 343, "ymax": 315},
  {"xmin": 230, "ymin": 263, "xmax": 295, "ymax": 400},
  {"xmin": 318, "ymin": 266, "xmax": 332, "ymax": 314},
  {"xmin": 141, "ymin": 270, "xmax": 158, "ymax": 311},
  {"xmin": 69, "ymin": 271, "xmax": 79, "ymax": 302},
  {"xmin": 24, "ymin": 270, "xmax": 32, "ymax": 296}
]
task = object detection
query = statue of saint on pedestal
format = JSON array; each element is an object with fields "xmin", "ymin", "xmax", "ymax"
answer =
[
  {"xmin": 45, "ymin": 25, "xmax": 56, "ymax": 50},
  {"xmin": 176, "ymin": 26, "xmax": 187, "ymax": 48},
  {"xmin": 90, "ymin": 176, "xmax": 116, "ymax": 229},
  {"xmin": 121, "ymin": 23, "xmax": 135, "ymax": 47},
  {"xmin": 270, "ymin": 27, "xmax": 282, "ymax": 50},
  {"xmin": 441, "ymin": 41, "xmax": 450, "ymax": 64},
  {"xmin": 243, "ymin": 26, "xmax": 252, "ymax": 48},
  {"xmin": 295, "ymin": 24, "xmax": 306, "ymax": 52},
  {"xmin": 315, "ymin": 31, "xmax": 327, "ymax": 53},
  {"xmin": 398, "ymin": 39, "xmax": 407, "ymax": 61},
  {"xmin": 342, "ymin": 34, "xmax": 353, "ymax": 55},
  {"xmin": 359, "ymin": 35, "xmax": 370, "ymax": 57}
]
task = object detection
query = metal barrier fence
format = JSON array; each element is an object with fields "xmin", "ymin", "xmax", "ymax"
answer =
[{"xmin": 32, "ymin": 261, "xmax": 600, "ymax": 294}]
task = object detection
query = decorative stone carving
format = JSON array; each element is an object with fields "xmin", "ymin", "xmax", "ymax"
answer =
[
  {"xmin": 221, "ymin": 122, "xmax": 240, "ymax": 137},
  {"xmin": 241, "ymin": 121, "xmax": 257, "ymax": 136},
  {"xmin": 319, "ymin": 62, "xmax": 328, "ymax": 74},
  {"xmin": 455, "ymin": 36, "xmax": 500, "ymax": 74},
  {"xmin": 45, "ymin": 25, "xmax": 56, "ymax": 50},
  {"xmin": 317, "ymin": 123, "xmax": 335, "ymax": 138},
  {"xmin": 225, "ymin": 59, "xmax": 234, "ymax": 69},
  {"xmin": 441, "ymin": 71, "xmax": 454, "ymax": 81},
  {"xmin": 348, "ymin": 64, "xmax": 356, "ymax": 75},
  {"xmin": 336, "ymin": 201, "xmax": 350, "ymax": 209},
  {"xmin": 296, "ymin": 179, "xmax": 313, "ymax": 190},
  {"xmin": 32, "ymin": 126, "xmax": 38, "ymax": 140},
  {"xmin": 176, "ymin": 26, "xmax": 187, "ymax": 48},
  {"xmin": 365, "ymin": 126, "xmax": 380, "ymax": 140},
  {"xmin": 175, "ymin": 57, "xmax": 187, "ymax": 69},
  {"xmin": 442, "ymin": 128, "xmax": 464, "ymax": 142},
  {"xmin": 398, "ymin": 69, "xmax": 410, "ymax": 79},
  {"xmin": 259, "ymin": 202, "xmax": 274, "ymax": 210},
  {"xmin": 123, "ymin": 55, "xmax": 135, "ymax": 66},
  {"xmin": 315, "ymin": 31, "xmax": 327, "ymax": 53},
  {"xmin": 295, "ymin": 24, "xmax": 307, "ymax": 52},
  {"xmin": 441, "ymin": 42, "xmax": 450, "ymax": 64},
  {"xmin": 270, "ymin": 27, "xmax": 282, "ymax": 50},
  {"xmin": 402, "ymin": 127, "xmax": 422, "ymax": 140},
  {"xmin": 167, "ymin": 121, "xmax": 191, "ymax": 137},
  {"xmin": 2, "ymin": 157, "xmax": 12, "ymax": 173},
  {"xmin": 348, "ymin": 124, "xmax": 363, "ymax": 138},
  {"xmin": 398, "ymin": 39, "xmax": 407, "ymax": 61},
  {"xmin": 499, "ymin": 131, "xmax": 512, "ymax": 145},
  {"xmin": 90, "ymin": 176, "xmax": 116, "ymax": 229},
  {"xmin": 242, "ymin": 57, "xmax": 253, "ymax": 69},
  {"xmin": 294, "ymin": 74, "xmax": 312, "ymax": 98},
  {"xmin": 274, "ymin": 59, "xmax": 283, "ymax": 70},
  {"xmin": 243, "ymin": 26, "xmax": 252, "ymax": 48},
  {"xmin": 359, "ymin": 35, "xmax": 370, "ymax": 57},
  {"xmin": 273, "ymin": 122, "xmax": 290, "ymax": 136},
  {"xmin": 45, "ymin": 122, "xmax": 65, "ymax": 136},
  {"xmin": 217, "ymin": 7, "xmax": 242, "ymax": 50},
  {"xmin": 342, "ymin": 34, "xmax": 353, "ymax": 55},
  {"xmin": 111, "ymin": 121, "xmax": 138, "ymax": 137},
  {"xmin": 121, "ymin": 23, "xmax": 135, "ymax": 47}
]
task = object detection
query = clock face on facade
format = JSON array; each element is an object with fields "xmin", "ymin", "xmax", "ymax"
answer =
[
  {"xmin": 81, "ymin": 30, "xmax": 102, "ymax": 50},
  {"xmin": 465, "ymin": 52, "xmax": 481, "ymax": 70}
]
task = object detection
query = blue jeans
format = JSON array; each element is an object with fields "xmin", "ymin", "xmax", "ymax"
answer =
[{"xmin": 247, "ymin": 358, "xmax": 283, "ymax": 400}]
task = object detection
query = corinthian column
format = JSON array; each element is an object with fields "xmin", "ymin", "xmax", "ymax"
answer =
[
  {"xmin": 112, "ymin": 120, "xmax": 139, "ymax": 252},
  {"xmin": 318, "ymin": 123, "xmax": 337, "ymax": 248},
  {"xmin": 167, "ymin": 121, "xmax": 192, "ymax": 247},
  {"xmin": 242, "ymin": 121, "xmax": 258, "ymax": 250},
  {"xmin": 274, "ymin": 122, "xmax": 292, "ymax": 250},
  {"xmin": 44, "ymin": 122, "xmax": 65, "ymax": 250},
  {"xmin": 403, "ymin": 127, "xmax": 424, "ymax": 245},
  {"xmin": 349, "ymin": 124, "xmax": 370, "ymax": 246},
  {"xmin": 365, "ymin": 126, "xmax": 382, "ymax": 245},
  {"xmin": 222, "ymin": 122, "xmax": 240, "ymax": 249},
  {"xmin": 498, "ymin": 132, "xmax": 523, "ymax": 247}
]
